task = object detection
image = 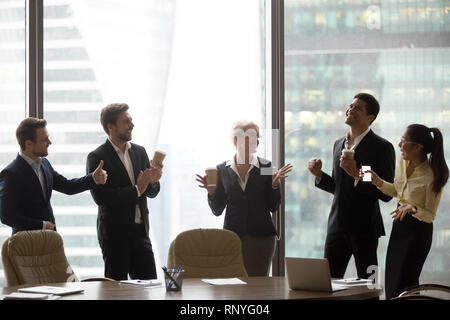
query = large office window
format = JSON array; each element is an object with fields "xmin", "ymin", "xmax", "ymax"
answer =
[
  {"xmin": 36, "ymin": 0, "xmax": 268, "ymax": 280},
  {"xmin": 0, "ymin": 0, "xmax": 26, "ymax": 286},
  {"xmin": 284, "ymin": 0, "xmax": 450, "ymax": 285},
  {"xmin": 0, "ymin": 0, "xmax": 26, "ymax": 163}
]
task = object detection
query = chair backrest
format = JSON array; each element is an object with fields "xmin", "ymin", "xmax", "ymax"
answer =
[
  {"xmin": 393, "ymin": 284, "xmax": 450, "ymax": 300},
  {"xmin": 167, "ymin": 228, "xmax": 247, "ymax": 279},
  {"xmin": 1, "ymin": 230, "xmax": 78, "ymax": 286}
]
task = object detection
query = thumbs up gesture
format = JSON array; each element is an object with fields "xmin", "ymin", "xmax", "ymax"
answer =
[{"xmin": 93, "ymin": 160, "xmax": 108, "ymax": 185}]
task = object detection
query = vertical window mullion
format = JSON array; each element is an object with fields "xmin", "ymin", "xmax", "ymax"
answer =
[
  {"xmin": 26, "ymin": 0, "xmax": 43, "ymax": 118},
  {"xmin": 271, "ymin": 0, "xmax": 285, "ymax": 277}
]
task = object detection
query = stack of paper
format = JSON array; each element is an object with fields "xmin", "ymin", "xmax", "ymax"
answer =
[
  {"xmin": 3, "ymin": 292, "xmax": 60, "ymax": 300},
  {"xmin": 18, "ymin": 286, "xmax": 84, "ymax": 296},
  {"xmin": 332, "ymin": 278, "xmax": 372, "ymax": 286},
  {"xmin": 119, "ymin": 279, "xmax": 163, "ymax": 287},
  {"xmin": 202, "ymin": 278, "xmax": 247, "ymax": 285}
]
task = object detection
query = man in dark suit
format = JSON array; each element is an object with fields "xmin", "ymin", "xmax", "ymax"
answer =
[
  {"xmin": 0, "ymin": 118, "xmax": 107, "ymax": 235},
  {"xmin": 86, "ymin": 103, "xmax": 162, "ymax": 280},
  {"xmin": 308, "ymin": 93, "xmax": 395, "ymax": 279}
]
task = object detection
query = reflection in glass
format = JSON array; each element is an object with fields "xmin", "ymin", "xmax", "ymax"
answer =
[{"xmin": 285, "ymin": 0, "xmax": 450, "ymax": 285}]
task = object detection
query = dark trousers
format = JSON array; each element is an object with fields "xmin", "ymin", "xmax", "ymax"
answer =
[
  {"xmin": 385, "ymin": 214, "xmax": 433, "ymax": 300},
  {"xmin": 241, "ymin": 235, "xmax": 276, "ymax": 276},
  {"xmin": 99, "ymin": 223, "xmax": 157, "ymax": 280},
  {"xmin": 324, "ymin": 231, "xmax": 379, "ymax": 279}
]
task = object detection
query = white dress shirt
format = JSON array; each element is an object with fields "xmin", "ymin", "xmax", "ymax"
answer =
[
  {"xmin": 345, "ymin": 127, "xmax": 371, "ymax": 186},
  {"xmin": 19, "ymin": 151, "xmax": 46, "ymax": 199},
  {"xmin": 108, "ymin": 138, "xmax": 143, "ymax": 224},
  {"xmin": 226, "ymin": 155, "xmax": 260, "ymax": 191},
  {"xmin": 315, "ymin": 127, "xmax": 371, "ymax": 186},
  {"xmin": 345, "ymin": 127, "xmax": 371, "ymax": 150}
]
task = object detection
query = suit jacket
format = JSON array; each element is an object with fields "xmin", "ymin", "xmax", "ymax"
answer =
[
  {"xmin": 316, "ymin": 130, "xmax": 395, "ymax": 237},
  {"xmin": 86, "ymin": 139, "xmax": 160, "ymax": 242},
  {"xmin": 0, "ymin": 154, "xmax": 97, "ymax": 234},
  {"xmin": 208, "ymin": 157, "xmax": 281, "ymax": 237}
]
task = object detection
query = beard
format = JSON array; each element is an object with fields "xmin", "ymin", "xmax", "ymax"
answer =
[
  {"xmin": 33, "ymin": 149, "xmax": 48, "ymax": 158},
  {"xmin": 117, "ymin": 131, "xmax": 132, "ymax": 142}
]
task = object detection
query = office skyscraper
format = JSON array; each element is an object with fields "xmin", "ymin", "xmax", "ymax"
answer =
[{"xmin": 284, "ymin": 0, "xmax": 450, "ymax": 283}]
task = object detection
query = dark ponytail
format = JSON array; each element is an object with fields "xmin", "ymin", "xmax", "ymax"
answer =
[
  {"xmin": 429, "ymin": 128, "xmax": 449, "ymax": 194},
  {"xmin": 407, "ymin": 124, "xmax": 449, "ymax": 194}
]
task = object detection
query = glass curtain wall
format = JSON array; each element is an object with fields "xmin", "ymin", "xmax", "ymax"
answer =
[
  {"xmin": 0, "ymin": 0, "xmax": 26, "ymax": 286},
  {"xmin": 284, "ymin": 0, "xmax": 450, "ymax": 285},
  {"xmin": 33, "ymin": 0, "xmax": 268, "ymax": 281}
]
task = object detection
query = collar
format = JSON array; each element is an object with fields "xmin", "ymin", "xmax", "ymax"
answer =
[
  {"xmin": 108, "ymin": 137, "xmax": 131, "ymax": 154},
  {"xmin": 226, "ymin": 155, "xmax": 260, "ymax": 168},
  {"xmin": 19, "ymin": 150, "xmax": 41, "ymax": 166},
  {"xmin": 346, "ymin": 127, "xmax": 371, "ymax": 149},
  {"xmin": 406, "ymin": 159, "xmax": 430, "ymax": 171}
]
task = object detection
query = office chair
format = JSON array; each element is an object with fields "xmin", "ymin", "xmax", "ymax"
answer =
[
  {"xmin": 167, "ymin": 228, "xmax": 247, "ymax": 279},
  {"xmin": 1, "ymin": 230, "xmax": 113, "ymax": 286},
  {"xmin": 393, "ymin": 284, "xmax": 450, "ymax": 300}
]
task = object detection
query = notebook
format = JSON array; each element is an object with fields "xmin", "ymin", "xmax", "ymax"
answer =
[
  {"xmin": 3, "ymin": 292, "xmax": 61, "ymax": 300},
  {"xmin": 18, "ymin": 286, "xmax": 84, "ymax": 296},
  {"xmin": 285, "ymin": 257, "xmax": 347, "ymax": 292},
  {"xmin": 332, "ymin": 277, "xmax": 372, "ymax": 286},
  {"xmin": 119, "ymin": 279, "xmax": 162, "ymax": 287}
]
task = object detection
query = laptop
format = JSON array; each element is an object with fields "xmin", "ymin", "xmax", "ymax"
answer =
[{"xmin": 285, "ymin": 257, "xmax": 347, "ymax": 292}]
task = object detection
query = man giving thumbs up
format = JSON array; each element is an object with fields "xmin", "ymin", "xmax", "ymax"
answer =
[{"xmin": 0, "ymin": 117, "xmax": 108, "ymax": 234}]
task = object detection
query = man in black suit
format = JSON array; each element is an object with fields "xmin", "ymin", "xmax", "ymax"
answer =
[
  {"xmin": 307, "ymin": 93, "xmax": 395, "ymax": 279},
  {"xmin": 0, "ymin": 118, "xmax": 107, "ymax": 234},
  {"xmin": 86, "ymin": 103, "xmax": 162, "ymax": 280}
]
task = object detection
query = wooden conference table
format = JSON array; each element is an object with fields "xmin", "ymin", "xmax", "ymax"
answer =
[{"xmin": 1, "ymin": 276, "xmax": 381, "ymax": 300}]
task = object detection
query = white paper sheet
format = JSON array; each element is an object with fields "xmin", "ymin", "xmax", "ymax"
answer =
[
  {"xmin": 332, "ymin": 278, "xmax": 372, "ymax": 287},
  {"xmin": 119, "ymin": 280, "xmax": 163, "ymax": 287},
  {"xmin": 18, "ymin": 286, "xmax": 84, "ymax": 296},
  {"xmin": 2, "ymin": 292, "xmax": 61, "ymax": 300},
  {"xmin": 201, "ymin": 278, "xmax": 247, "ymax": 285}
]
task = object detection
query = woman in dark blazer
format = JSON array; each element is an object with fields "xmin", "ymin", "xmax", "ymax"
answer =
[{"xmin": 196, "ymin": 121, "xmax": 292, "ymax": 276}]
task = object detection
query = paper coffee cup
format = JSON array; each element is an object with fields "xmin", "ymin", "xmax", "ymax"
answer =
[
  {"xmin": 205, "ymin": 167, "xmax": 218, "ymax": 187},
  {"xmin": 152, "ymin": 150, "xmax": 166, "ymax": 166},
  {"xmin": 341, "ymin": 149, "xmax": 355, "ymax": 160}
]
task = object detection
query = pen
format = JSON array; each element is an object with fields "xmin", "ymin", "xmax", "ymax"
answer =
[{"xmin": 162, "ymin": 267, "xmax": 180, "ymax": 290}]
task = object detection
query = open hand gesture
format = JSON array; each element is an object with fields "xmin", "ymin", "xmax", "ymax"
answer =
[
  {"xmin": 272, "ymin": 163, "xmax": 293, "ymax": 188},
  {"xmin": 391, "ymin": 204, "xmax": 416, "ymax": 221},
  {"xmin": 195, "ymin": 174, "xmax": 216, "ymax": 196}
]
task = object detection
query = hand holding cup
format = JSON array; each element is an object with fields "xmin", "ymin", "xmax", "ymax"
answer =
[
  {"xmin": 152, "ymin": 150, "xmax": 166, "ymax": 169},
  {"xmin": 196, "ymin": 167, "xmax": 218, "ymax": 196}
]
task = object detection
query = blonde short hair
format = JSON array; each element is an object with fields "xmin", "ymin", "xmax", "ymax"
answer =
[{"xmin": 231, "ymin": 120, "xmax": 260, "ymax": 144}]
